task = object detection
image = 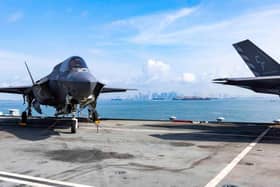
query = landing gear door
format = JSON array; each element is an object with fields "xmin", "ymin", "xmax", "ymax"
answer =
[{"xmin": 93, "ymin": 82, "xmax": 105, "ymax": 99}]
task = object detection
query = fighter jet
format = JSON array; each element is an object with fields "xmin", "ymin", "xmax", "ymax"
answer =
[
  {"xmin": 0, "ymin": 56, "xmax": 134, "ymax": 131},
  {"xmin": 213, "ymin": 39, "xmax": 280, "ymax": 96}
]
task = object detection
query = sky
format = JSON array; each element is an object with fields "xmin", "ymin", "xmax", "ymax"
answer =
[{"xmin": 0, "ymin": 0, "xmax": 280, "ymax": 99}]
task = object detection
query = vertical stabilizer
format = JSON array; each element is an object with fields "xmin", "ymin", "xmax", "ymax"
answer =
[{"xmin": 233, "ymin": 40, "xmax": 280, "ymax": 76}]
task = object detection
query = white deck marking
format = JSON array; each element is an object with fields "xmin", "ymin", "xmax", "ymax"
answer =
[
  {"xmin": 204, "ymin": 127, "xmax": 271, "ymax": 187},
  {"xmin": 0, "ymin": 171, "xmax": 94, "ymax": 187},
  {"xmin": 0, "ymin": 176, "xmax": 50, "ymax": 187}
]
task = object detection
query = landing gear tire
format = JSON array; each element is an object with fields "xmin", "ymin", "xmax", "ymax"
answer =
[
  {"xmin": 71, "ymin": 119, "xmax": 78, "ymax": 134},
  {"xmin": 21, "ymin": 111, "xmax": 27, "ymax": 123}
]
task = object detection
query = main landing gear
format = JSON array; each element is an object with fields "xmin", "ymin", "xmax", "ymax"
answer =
[
  {"xmin": 21, "ymin": 111, "xmax": 28, "ymax": 125},
  {"xmin": 21, "ymin": 100, "xmax": 32, "ymax": 124}
]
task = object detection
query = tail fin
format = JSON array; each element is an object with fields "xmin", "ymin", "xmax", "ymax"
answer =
[{"xmin": 233, "ymin": 39, "xmax": 280, "ymax": 76}]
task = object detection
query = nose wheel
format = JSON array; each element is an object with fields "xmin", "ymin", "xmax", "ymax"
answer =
[{"xmin": 71, "ymin": 118, "xmax": 78, "ymax": 133}]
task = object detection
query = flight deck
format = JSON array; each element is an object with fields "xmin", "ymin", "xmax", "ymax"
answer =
[{"xmin": 0, "ymin": 118, "xmax": 279, "ymax": 187}]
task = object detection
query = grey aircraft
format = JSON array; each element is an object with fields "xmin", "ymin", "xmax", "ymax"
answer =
[
  {"xmin": 0, "ymin": 56, "xmax": 133, "ymax": 132},
  {"xmin": 213, "ymin": 39, "xmax": 280, "ymax": 96}
]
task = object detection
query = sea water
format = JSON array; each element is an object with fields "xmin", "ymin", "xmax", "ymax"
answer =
[{"xmin": 0, "ymin": 98, "xmax": 279, "ymax": 122}]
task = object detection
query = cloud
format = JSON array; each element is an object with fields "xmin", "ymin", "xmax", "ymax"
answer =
[
  {"xmin": 152, "ymin": 8, "xmax": 280, "ymax": 46},
  {"xmin": 108, "ymin": 4, "xmax": 280, "ymax": 47},
  {"xmin": 0, "ymin": 49, "xmax": 59, "ymax": 87},
  {"xmin": 7, "ymin": 11, "xmax": 24, "ymax": 23},
  {"xmin": 97, "ymin": 58, "xmax": 198, "ymax": 90},
  {"xmin": 181, "ymin": 73, "xmax": 196, "ymax": 83},
  {"xmin": 106, "ymin": 4, "xmax": 280, "ymax": 96},
  {"xmin": 0, "ymin": 49, "xmax": 30, "ymax": 65},
  {"xmin": 111, "ymin": 7, "xmax": 195, "ymax": 28},
  {"xmin": 156, "ymin": 7, "xmax": 197, "ymax": 30},
  {"xmin": 88, "ymin": 3, "xmax": 280, "ymax": 96},
  {"xmin": 109, "ymin": 7, "xmax": 196, "ymax": 40},
  {"xmin": 143, "ymin": 59, "xmax": 171, "ymax": 81},
  {"xmin": 135, "ymin": 6, "xmax": 280, "ymax": 46}
]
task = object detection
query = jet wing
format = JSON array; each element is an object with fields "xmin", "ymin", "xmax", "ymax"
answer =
[
  {"xmin": 213, "ymin": 76, "xmax": 280, "ymax": 95},
  {"xmin": 101, "ymin": 87, "xmax": 137, "ymax": 93},
  {"xmin": 0, "ymin": 86, "xmax": 32, "ymax": 95}
]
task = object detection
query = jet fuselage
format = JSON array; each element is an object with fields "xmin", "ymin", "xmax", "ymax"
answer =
[{"xmin": 29, "ymin": 56, "xmax": 104, "ymax": 115}]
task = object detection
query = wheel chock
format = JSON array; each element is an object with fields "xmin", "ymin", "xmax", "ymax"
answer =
[{"xmin": 19, "ymin": 122, "xmax": 27, "ymax": 126}]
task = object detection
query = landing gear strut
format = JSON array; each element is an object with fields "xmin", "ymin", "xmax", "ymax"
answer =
[
  {"xmin": 27, "ymin": 107, "xmax": 32, "ymax": 117},
  {"xmin": 88, "ymin": 102, "xmax": 99, "ymax": 122},
  {"xmin": 91, "ymin": 110, "xmax": 99, "ymax": 122},
  {"xmin": 21, "ymin": 97, "xmax": 32, "ymax": 124},
  {"xmin": 55, "ymin": 102, "xmax": 80, "ymax": 133},
  {"xmin": 21, "ymin": 111, "xmax": 27, "ymax": 124}
]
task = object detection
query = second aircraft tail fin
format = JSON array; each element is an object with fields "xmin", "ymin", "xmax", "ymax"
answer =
[{"xmin": 233, "ymin": 39, "xmax": 280, "ymax": 77}]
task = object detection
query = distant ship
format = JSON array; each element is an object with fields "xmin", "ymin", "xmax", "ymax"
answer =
[
  {"xmin": 152, "ymin": 97, "xmax": 165, "ymax": 101},
  {"xmin": 111, "ymin": 98, "xmax": 123, "ymax": 101},
  {"xmin": 172, "ymin": 96, "xmax": 214, "ymax": 101}
]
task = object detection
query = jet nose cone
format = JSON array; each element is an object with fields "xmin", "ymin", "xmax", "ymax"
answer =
[
  {"xmin": 69, "ymin": 72, "xmax": 96, "ymax": 83},
  {"xmin": 68, "ymin": 72, "xmax": 97, "ymax": 99}
]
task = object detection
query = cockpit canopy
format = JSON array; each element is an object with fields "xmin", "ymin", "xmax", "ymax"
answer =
[{"xmin": 60, "ymin": 56, "xmax": 88, "ymax": 72}]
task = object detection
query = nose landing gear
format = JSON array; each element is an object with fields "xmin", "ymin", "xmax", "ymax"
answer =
[
  {"xmin": 90, "ymin": 110, "xmax": 99, "ymax": 122},
  {"xmin": 71, "ymin": 118, "xmax": 78, "ymax": 133},
  {"xmin": 88, "ymin": 102, "xmax": 99, "ymax": 122}
]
